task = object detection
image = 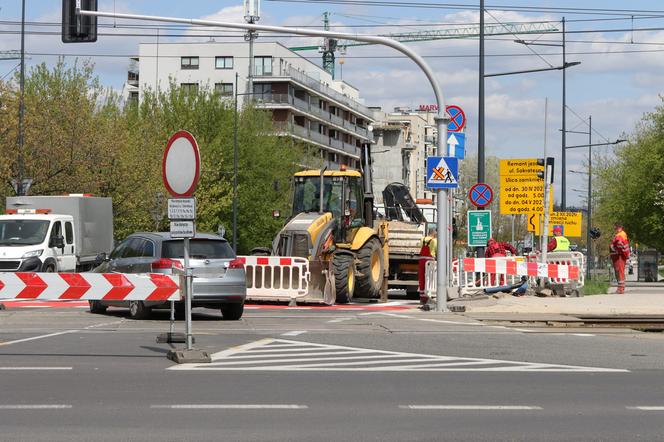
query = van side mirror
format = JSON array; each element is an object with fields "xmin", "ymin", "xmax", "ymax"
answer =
[{"xmin": 51, "ymin": 235, "xmax": 65, "ymax": 249}]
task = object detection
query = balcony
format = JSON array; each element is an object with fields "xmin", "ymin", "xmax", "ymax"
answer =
[
  {"xmin": 270, "ymin": 65, "xmax": 373, "ymax": 119},
  {"xmin": 257, "ymin": 94, "xmax": 370, "ymax": 140},
  {"xmin": 271, "ymin": 122, "xmax": 359, "ymax": 158}
]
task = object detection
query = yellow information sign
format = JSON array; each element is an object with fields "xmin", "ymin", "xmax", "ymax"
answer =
[
  {"xmin": 499, "ymin": 159, "xmax": 544, "ymax": 176},
  {"xmin": 527, "ymin": 212, "xmax": 583, "ymax": 237},
  {"xmin": 499, "ymin": 175, "xmax": 553, "ymax": 214}
]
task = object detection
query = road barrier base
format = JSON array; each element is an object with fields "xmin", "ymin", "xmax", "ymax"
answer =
[
  {"xmin": 167, "ymin": 349, "xmax": 211, "ymax": 364},
  {"xmin": 156, "ymin": 332, "xmax": 191, "ymax": 344}
]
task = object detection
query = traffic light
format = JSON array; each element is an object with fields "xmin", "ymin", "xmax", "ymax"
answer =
[
  {"xmin": 536, "ymin": 157, "xmax": 555, "ymax": 183},
  {"xmin": 62, "ymin": 0, "xmax": 98, "ymax": 43}
]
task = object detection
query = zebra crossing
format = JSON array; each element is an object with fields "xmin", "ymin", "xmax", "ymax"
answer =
[{"xmin": 168, "ymin": 338, "xmax": 627, "ymax": 372}]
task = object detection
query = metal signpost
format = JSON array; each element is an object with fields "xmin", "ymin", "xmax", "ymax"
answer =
[
  {"xmin": 75, "ymin": 5, "xmax": 452, "ymax": 313},
  {"xmin": 162, "ymin": 131, "xmax": 209, "ymax": 364}
]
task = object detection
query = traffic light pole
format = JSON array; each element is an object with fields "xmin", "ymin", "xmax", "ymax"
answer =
[{"xmin": 76, "ymin": 8, "xmax": 452, "ymax": 311}]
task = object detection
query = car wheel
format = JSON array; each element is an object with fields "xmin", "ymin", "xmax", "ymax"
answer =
[
  {"xmin": 88, "ymin": 300, "xmax": 107, "ymax": 314},
  {"xmin": 220, "ymin": 303, "xmax": 244, "ymax": 321},
  {"xmin": 128, "ymin": 301, "xmax": 151, "ymax": 320},
  {"xmin": 43, "ymin": 263, "xmax": 56, "ymax": 272}
]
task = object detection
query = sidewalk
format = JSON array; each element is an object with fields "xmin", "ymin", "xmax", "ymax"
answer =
[{"xmin": 453, "ymin": 284, "xmax": 664, "ymax": 316}]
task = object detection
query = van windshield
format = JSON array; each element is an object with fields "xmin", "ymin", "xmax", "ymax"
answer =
[{"xmin": 0, "ymin": 220, "xmax": 50, "ymax": 246}]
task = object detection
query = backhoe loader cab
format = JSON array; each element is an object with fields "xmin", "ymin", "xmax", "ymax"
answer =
[{"xmin": 270, "ymin": 169, "xmax": 387, "ymax": 305}]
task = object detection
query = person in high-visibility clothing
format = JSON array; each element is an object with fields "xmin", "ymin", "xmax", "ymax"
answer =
[
  {"xmin": 547, "ymin": 226, "xmax": 571, "ymax": 252},
  {"xmin": 610, "ymin": 222, "xmax": 630, "ymax": 294},
  {"xmin": 418, "ymin": 228, "xmax": 437, "ymax": 303}
]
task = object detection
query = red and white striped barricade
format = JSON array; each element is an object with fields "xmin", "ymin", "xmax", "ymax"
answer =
[
  {"xmin": 0, "ymin": 272, "xmax": 182, "ymax": 301},
  {"xmin": 464, "ymin": 257, "xmax": 581, "ymax": 285},
  {"xmin": 238, "ymin": 256, "xmax": 310, "ymax": 303},
  {"xmin": 526, "ymin": 251, "xmax": 585, "ymax": 289},
  {"xmin": 458, "ymin": 257, "xmax": 523, "ymax": 296}
]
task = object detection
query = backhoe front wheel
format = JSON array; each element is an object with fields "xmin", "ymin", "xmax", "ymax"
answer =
[
  {"xmin": 333, "ymin": 254, "xmax": 355, "ymax": 304},
  {"xmin": 355, "ymin": 238, "xmax": 384, "ymax": 298}
]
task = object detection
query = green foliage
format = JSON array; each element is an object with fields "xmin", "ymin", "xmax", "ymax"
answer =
[
  {"xmin": 582, "ymin": 277, "xmax": 610, "ymax": 296},
  {"xmin": 0, "ymin": 63, "xmax": 317, "ymax": 254},
  {"xmin": 594, "ymin": 99, "xmax": 664, "ymax": 251}
]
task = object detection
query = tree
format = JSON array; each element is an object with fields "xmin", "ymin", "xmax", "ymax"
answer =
[
  {"xmin": 0, "ymin": 62, "xmax": 319, "ymax": 254},
  {"xmin": 594, "ymin": 100, "xmax": 664, "ymax": 251}
]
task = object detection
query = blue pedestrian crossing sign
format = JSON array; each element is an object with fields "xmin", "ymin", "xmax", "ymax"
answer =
[
  {"xmin": 447, "ymin": 132, "xmax": 465, "ymax": 159},
  {"xmin": 426, "ymin": 156, "xmax": 458, "ymax": 189}
]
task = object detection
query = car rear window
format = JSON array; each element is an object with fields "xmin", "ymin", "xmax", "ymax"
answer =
[{"xmin": 161, "ymin": 239, "xmax": 234, "ymax": 259}]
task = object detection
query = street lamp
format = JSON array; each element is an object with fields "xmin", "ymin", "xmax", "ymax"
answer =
[{"xmin": 515, "ymin": 17, "xmax": 577, "ymax": 210}]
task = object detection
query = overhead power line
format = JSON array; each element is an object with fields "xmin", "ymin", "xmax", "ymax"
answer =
[{"xmin": 265, "ymin": 0, "xmax": 664, "ymax": 17}]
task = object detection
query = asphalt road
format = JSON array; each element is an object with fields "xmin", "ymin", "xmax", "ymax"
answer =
[{"xmin": 1, "ymin": 304, "xmax": 664, "ymax": 442}]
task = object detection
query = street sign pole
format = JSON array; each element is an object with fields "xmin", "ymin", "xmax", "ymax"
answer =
[
  {"xmin": 162, "ymin": 131, "xmax": 209, "ymax": 364},
  {"xmin": 183, "ymin": 237, "xmax": 193, "ymax": 350},
  {"xmin": 435, "ymin": 115, "xmax": 449, "ymax": 313}
]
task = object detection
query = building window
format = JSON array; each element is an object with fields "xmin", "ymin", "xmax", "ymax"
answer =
[
  {"xmin": 215, "ymin": 56, "xmax": 233, "ymax": 69},
  {"xmin": 181, "ymin": 83, "xmax": 199, "ymax": 95},
  {"xmin": 255, "ymin": 56, "xmax": 273, "ymax": 76},
  {"xmin": 181, "ymin": 56, "xmax": 199, "ymax": 70},
  {"xmin": 215, "ymin": 83, "xmax": 233, "ymax": 96},
  {"xmin": 253, "ymin": 83, "xmax": 272, "ymax": 99}
]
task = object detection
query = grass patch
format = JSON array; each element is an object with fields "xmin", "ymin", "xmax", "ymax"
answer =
[{"xmin": 582, "ymin": 278, "xmax": 610, "ymax": 296}]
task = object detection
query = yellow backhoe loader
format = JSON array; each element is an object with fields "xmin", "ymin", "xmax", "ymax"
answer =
[{"xmin": 263, "ymin": 166, "xmax": 388, "ymax": 304}]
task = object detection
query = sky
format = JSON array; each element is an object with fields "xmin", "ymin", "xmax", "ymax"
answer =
[{"xmin": 1, "ymin": 1, "xmax": 664, "ymax": 207}]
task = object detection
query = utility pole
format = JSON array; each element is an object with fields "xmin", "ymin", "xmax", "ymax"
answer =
[
  {"xmin": 244, "ymin": 0, "xmax": 259, "ymax": 98},
  {"xmin": 561, "ymin": 17, "xmax": 567, "ymax": 210},
  {"xmin": 17, "ymin": 0, "xmax": 26, "ymax": 196},
  {"xmin": 478, "ymin": 0, "xmax": 485, "ymax": 184},
  {"xmin": 586, "ymin": 115, "xmax": 592, "ymax": 281},
  {"xmin": 233, "ymin": 72, "xmax": 239, "ymax": 254}
]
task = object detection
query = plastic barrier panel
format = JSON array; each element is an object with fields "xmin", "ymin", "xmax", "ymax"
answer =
[
  {"xmin": 238, "ymin": 256, "xmax": 310, "ymax": 302},
  {"xmin": 526, "ymin": 252, "xmax": 585, "ymax": 288},
  {"xmin": 0, "ymin": 272, "xmax": 181, "ymax": 301}
]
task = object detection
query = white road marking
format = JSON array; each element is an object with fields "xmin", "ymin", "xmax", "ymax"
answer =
[
  {"xmin": 626, "ymin": 406, "xmax": 664, "ymax": 411},
  {"xmin": 572, "ymin": 333, "xmax": 596, "ymax": 337},
  {"xmin": 327, "ymin": 318, "xmax": 353, "ymax": 323},
  {"xmin": 168, "ymin": 338, "xmax": 629, "ymax": 372},
  {"xmin": 0, "ymin": 330, "xmax": 78, "ymax": 347},
  {"xmin": 151, "ymin": 404, "xmax": 308, "ymax": 409},
  {"xmin": 281, "ymin": 330, "xmax": 307, "ymax": 336},
  {"xmin": 0, "ymin": 405, "xmax": 72, "ymax": 409},
  {"xmin": 0, "ymin": 367, "xmax": 72, "ymax": 371},
  {"xmin": 400, "ymin": 405, "xmax": 542, "ymax": 410}
]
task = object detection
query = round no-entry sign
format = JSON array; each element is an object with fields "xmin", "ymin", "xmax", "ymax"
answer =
[
  {"xmin": 162, "ymin": 131, "xmax": 201, "ymax": 197},
  {"xmin": 469, "ymin": 183, "xmax": 493, "ymax": 208}
]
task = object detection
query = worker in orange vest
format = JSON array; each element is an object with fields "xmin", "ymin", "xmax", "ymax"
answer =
[{"xmin": 610, "ymin": 222, "xmax": 630, "ymax": 294}]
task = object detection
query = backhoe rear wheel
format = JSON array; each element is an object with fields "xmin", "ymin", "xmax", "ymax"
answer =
[
  {"xmin": 333, "ymin": 254, "xmax": 355, "ymax": 304},
  {"xmin": 355, "ymin": 238, "xmax": 384, "ymax": 298}
]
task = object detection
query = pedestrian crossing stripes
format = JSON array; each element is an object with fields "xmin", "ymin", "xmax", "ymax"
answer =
[{"xmin": 167, "ymin": 338, "xmax": 628, "ymax": 372}]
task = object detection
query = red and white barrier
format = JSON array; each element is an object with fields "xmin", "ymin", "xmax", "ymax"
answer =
[
  {"xmin": 238, "ymin": 256, "xmax": 310, "ymax": 302},
  {"xmin": 463, "ymin": 258, "xmax": 580, "ymax": 280},
  {"xmin": 0, "ymin": 272, "xmax": 181, "ymax": 301}
]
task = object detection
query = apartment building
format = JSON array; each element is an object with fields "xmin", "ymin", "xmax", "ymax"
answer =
[{"xmin": 124, "ymin": 41, "xmax": 373, "ymax": 168}]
